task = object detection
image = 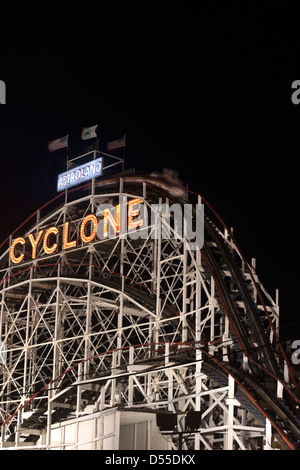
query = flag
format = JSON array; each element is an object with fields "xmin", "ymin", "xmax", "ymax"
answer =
[
  {"xmin": 48, "ymin": 135, "xmax": 68, "ymax": 152},
  {"xmin": 81, "ymin": 124, "xmax": 98, "ymax": 140},
  {"xmin": 107, "ymin": 135, "xmax": 126, "ymax": 151}
]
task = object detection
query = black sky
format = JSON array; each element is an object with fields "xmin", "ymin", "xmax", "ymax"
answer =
[{"xmin": 0, "ymin": 4, "xmax": 300, "ymax": 338}]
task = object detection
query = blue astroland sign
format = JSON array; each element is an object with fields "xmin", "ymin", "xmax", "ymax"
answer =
[{"xmin": 57, "ymin": 157, "xmax": 103, "ymax": 191}]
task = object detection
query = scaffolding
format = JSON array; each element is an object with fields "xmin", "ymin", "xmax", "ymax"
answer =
[{"xmin": 0, "ymin": 164, "xmax": 299, "ymax": 450}]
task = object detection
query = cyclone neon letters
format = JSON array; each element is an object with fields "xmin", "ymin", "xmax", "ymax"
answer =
[{"xmin": 9, "ymin": 199, "xmax": 144, "ymax": 264}]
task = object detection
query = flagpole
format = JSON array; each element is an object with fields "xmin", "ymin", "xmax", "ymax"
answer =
[
  {"xmin": 91, "ymin": 136, "xmax": 99, "ymax": 199},
  {"xmin": 65, "ymin": 135, "xmax": 70, "ymax": 205},
  {"xmin": 66, "ymin": 134, "xmax": 69, "ymax": 170},
  {"xmin": 122, "ymin": 134, "xmax": 126, "ymax": 175}
]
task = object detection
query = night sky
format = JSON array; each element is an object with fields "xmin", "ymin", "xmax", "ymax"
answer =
[{"xmin": 1, "ymin": 5, "xmax": 300, "ymax": 340}]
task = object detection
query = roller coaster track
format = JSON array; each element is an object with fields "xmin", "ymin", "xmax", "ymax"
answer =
[
  {"xmin": 202, "ymin": 215, "xmax": 279, "ymax": 374},
  {"xmin": 195, "ymin": 205, "xmax": 300, "ymax": 449}
]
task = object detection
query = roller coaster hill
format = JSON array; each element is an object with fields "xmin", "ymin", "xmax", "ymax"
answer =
[{"xmin": 0, "ymin": 153, "xmax": 300, "ymax": 450}]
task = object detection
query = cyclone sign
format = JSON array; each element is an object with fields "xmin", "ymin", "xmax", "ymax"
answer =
[
  {"xmin": 9, "ymin": 197, "xmax": 204, "ymax": 265},
  {"xmin": 9, "ymin": 198, "xmax": 147, "ymax": 265}
]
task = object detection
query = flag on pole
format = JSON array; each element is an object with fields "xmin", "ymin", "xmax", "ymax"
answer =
[
  {"xmin": 48, "ymin": 135, "xmax": 68, "ymax": 152},
  {"xmin": 81, "ymin": 124, "xmax": 98, "ymax": 140},
  {"xmin": 107, "ymin": 135, "xmax": 126, "ymax": 151}
]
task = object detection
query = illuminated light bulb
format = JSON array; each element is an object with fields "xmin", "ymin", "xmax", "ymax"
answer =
[
  {"xmin": 43, "ymin": 227, "xmax": 59, "ymax": 255},
  {"xmin": 80, "ymin": 214, "xmax": 97, "ymax": 243},
  {"xmin": 28, "ymin": 230, "xmax": 44, "ymax": 259},
  {"xmin": 103, "ymin": 205, "xmax": 120, "ymax": 238},
  {"xmin": 63, "ymin": 222, "xmax": 77, "ymax": 250},
  {"xmin": 10, "ymin": 237, "xmax": 25, "ymax": 264},
  {"xmin": 128, "ymin": 198, "xmax": 144, "ymax": 230}
]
